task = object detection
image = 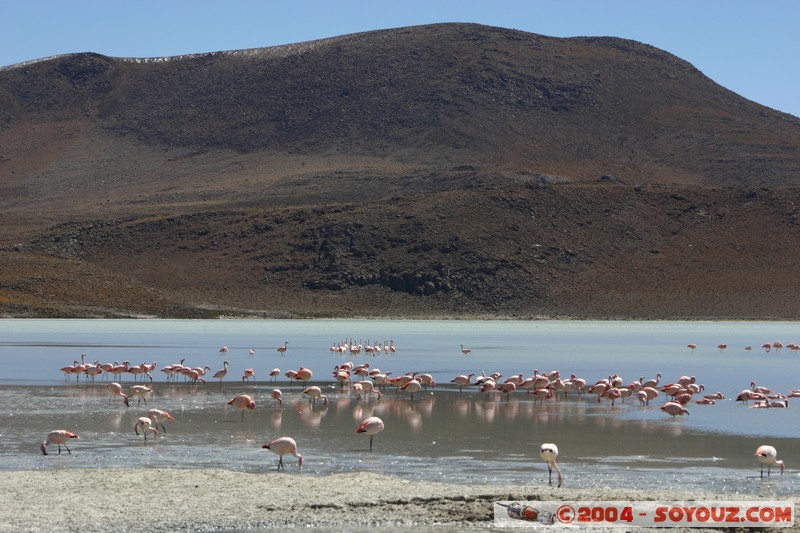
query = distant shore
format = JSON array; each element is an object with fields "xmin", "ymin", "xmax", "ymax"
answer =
[{"xmin": 1, "ymin": 468, "xmax": 795, "ymax": 532}]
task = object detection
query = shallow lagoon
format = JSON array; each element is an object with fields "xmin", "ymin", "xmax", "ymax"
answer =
[{"xmin": 0, "ymin": 319, "xmax": 798, "ymax": 496}]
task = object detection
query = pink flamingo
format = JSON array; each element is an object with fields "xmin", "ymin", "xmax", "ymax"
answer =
[
  {"xmin": 356, "ymin": 416, "xmax": 385, "ymax": 451},
  {"xmin": 400, "ymin": 379, "xmax": 423, "ymax": 400},
  {"xmin": 302, "ymin": 386, "xmax": 328, "ymax": 405},
  {"xmin": 227, "ymin": 394, "xmax": 256, "ymax": 420},
  {"xmin": 271, "ymin": 389, "xmax": 283, "ymax": 405},
  {"xmin": 642, "ymin": 373, "xmax": 661, "ymax": 389},
  {"xmin": 212, "ymin": 361, "xmax": 228, "ymax": 389},
  {"xmin": 60, "ymin": 361, "xmax": 79, "ymax": 381},
  {"xmin": 130, "ymin": 385, "xmax": 152, "ymax": 405},
  {"xmin": 134, "ymin": 417, "xmax": 158, "ymax": 442},
  {"xmin": 497, "ymin": 381, "xmax": 517, "ymax": 400},
  {"xmin": 459, "ymin": 344, "xmax": 472, "ymax": 355},
  {"xmin": 262, "ymin": 437, "xmax": 302, "ymax": 470},
  {"xmin": 277, "ymin": 342, "xmax": 289, "ymax": 355},
  {"xmin": 295, "ymin": 367, "xmax": 313, "ymax": 384},
  {"xmin": 242, "ymin": 368, "xmax": 255, "ymax": 383},
  {"xmin": 755, "ymin": 445, "xmax": 785, "ymax": 477},
  {"xmin": 687, "ymin": 344, "xmax": 697, "ymax": 352},
  {"xmin": 147, "ymin": 409, "xmax": 175, "ymax": 433},
  {"xmin": 105, "ymin": 382, "xmax": 130, "ymax": 407},
  {"xmin": 660, "ymin": 401, "xmax": 689, "ymax": 417},
  {"xmin": 355, "ymin": 380, "xmax": 382, "ymax": 401},
  {"xmin": 269, "ymin": 368, "xmax": 280, "ymax": 382},
  {"xmin": 451, "ymin": 373, "xmax": 474, "ymax": 392},
  {"xmin": 540, "ymin": 443, "xmax": 564, "ymax": 487},
  {"xmin": 40, "ymin": 430, "xmax": 79, "ymax": 455}
]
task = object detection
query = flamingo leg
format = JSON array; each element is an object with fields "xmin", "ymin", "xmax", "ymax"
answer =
[
  {"xmin": 369, "ymin": 435, "xmax": 374, "ymax": 452},
  {"xmin": 547, "ymin": 464, "xmax": 553, "ymax": 485}
]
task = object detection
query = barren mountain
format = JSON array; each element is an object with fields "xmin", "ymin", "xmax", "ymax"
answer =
[{"xmin": 1, "ymin": 23, "xmax": 799, "ymax": 319}]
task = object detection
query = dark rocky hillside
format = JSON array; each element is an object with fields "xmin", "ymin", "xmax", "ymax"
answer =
[{"xmin": 1, "ymin": 23, "xmax": 799, "ymax": 319}]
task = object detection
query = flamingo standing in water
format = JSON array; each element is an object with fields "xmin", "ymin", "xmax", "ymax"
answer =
[
  {"xmin": 302, "ymin": 386, "xmax": 328, "ymax": 405},
  {"xmin": 400, "ymin": 379, "xmax": 423, "ymax": 400},
  {"xmin": 277, "ymin": 342, "xmax": 288, "ymax": 355},
  {"xmin": 687, "ymin": 344, "xmax": 697, "ymax": 352},
  {"xmin": 269, "ymin": 368, "xmax": 281, "ymax": 382},
  {"xmin": 755, "ymin": 445, "xmax": 785, "ymax": 477},
  {"xmin": 451, "ymin": 373, "xmax": 474, "ymax": 392},
  {"xmin": 262, "ymin": 437, "xmax": 303, "ymax": 470},
  {"xmin": 227, "ymin": 394, "xmax": 256, "ymax": 420},
  {"xmin": 460, "ymin": 344, "xmax": 472, "ymax": 355},
  {"xmin": 213, "ymin": 361, "xmax": 229, "ymax": 389},
  {"xmin": 130, "ymin": 385, "xmax": 152, "ymax": 405},
  {"xmin": 295, "ymin": 367, "xmax": 313, "ymax": 385},
  {"xmin": 134, "ymin": 417, "xmax": 158, "ymax": 442},
  {"xmin": 105, "ymin": 382, "xmax": 130, "ymax": 407},
  {"xmin": 356, "ymin": 416, "xmax": 385, "ymax": 452},
  {"xmin": 540, "ymin": 443, "xmax": 564, "ymax": 487},
  {"xmin": 40, "ymin": 430, "xmax": 79, "ymax": 455},
  {"xmin": 242, "ymin": 368, "xmax": 255, "ymax": 383},
  {"xmin": 147, "ymin": 409, "xmax": 175, "ymax": 434},
  {"xmin": 271, "ymin": 389, "xmax": 283, "ymax": 405},
  {"xmin": 660, "ymin": 401, "xmax": 689, "ymax": 417}
]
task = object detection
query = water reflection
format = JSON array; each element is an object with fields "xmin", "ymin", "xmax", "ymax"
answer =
[{"xmin": 3, "ymin": 319, "xmax": 800, "ymax": 497}]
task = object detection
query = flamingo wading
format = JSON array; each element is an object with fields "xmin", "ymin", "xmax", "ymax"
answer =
[
  {"xmin": 262, "ymin": 437, "xmax": 303, "ymax": 470},
  {"xmin": 540, "ymin": 443, "xmax": 564, "ymax": 488}
]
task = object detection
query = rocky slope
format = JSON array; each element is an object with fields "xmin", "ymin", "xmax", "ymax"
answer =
[{"xmin": 1, "ymin": 23, "xmax": 799, "ymax": 319}]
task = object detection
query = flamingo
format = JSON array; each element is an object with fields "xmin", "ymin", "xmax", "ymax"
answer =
[
  {"xmin": 262, "ymin": 437, "xmax": 302, "ymax": 470},
  {"xmin": 718, "ymin": 343, "xmax": 728, "ymax": 352},
  {"xmin": 134, "ymin": 417, "xmax": 158, "ymax": 442},
  {"xmin": 105, "ymin": 382, "xmax": 130, "ymax": 407},
  {"xmin": 219, "ymin": 346, "xmax": 229, "ymax": 355},
  {"xmin": 399, "ymin": 379, "xmax": 422, "ymax": 400},
  {"xmin": 451, "ymin": 373, "xmax": 474, "ymax": 392},
  {"xmin": 356, "ymin": 416, "xmax": 385, "ymax": 452},
  {"xmin": 459, "ymin": 344, "xmax": 472, "ymax": 355},
  {"xmin": 130, "ymin": 385, "xmax": 152, "ymax": 405},
  {"xmin": 642, "ymin": 373, "xmax": 661, "ymax": 388},
  {"xmin": 355, "ymin": 380, "xmax": 382, "ymax": 401},
  {"xmin": 660, "ymin": 401, "xmax": 689, "ymax": 417},
  {"xmin": 302, "ymin": 386, "xmax": 328, "ymax": 405},
  {"xmin": 271, "ymin": 389, "xmax": 283, "ymax": 405},
  {"xmin": 40, "ymin": 430, "xmax": 79, "ymax": 455},
  {"xmin": 295, "ymin": 367, "xmax": 313, "ymax": 384},
  {"xmin": 497, "ymin": 381, "xmax": 517, "ymax": 400},
  {"xmin": 540, "ymin": 443, "xmax": 564, "ymax": 488},
  {"xmin": 227, "ymin": 394, "xmax": 256, "ymax": 420},
  {"xmin": 755, "ymin": 445, "xmax": 785, "ymax": 477},
  {"xmin": 147, "ymin": 409, "xmax": 175, "ymax": 434},
  {"xmin": 248, "ymin": 349, "xmax": 256, "ymax": 357},
  {"xmin": 213, "ymin": 361, "xmax": 229, "ymax": 389},
  {"xmin": 242, "ymin": 368, "xmax": 255, "ymax": 383},
  {"xmin": 687, "ymin": 343, "xmax": 697, "ymax": 352},
  {"xmin": 269, "ymin": 368, "xmax": 281, "ymax": 382},
  {"xmin": 277, "ymin": 342, "xmax": 288, "ymax": 355},
  {"xmin": 60, "ymin": 361, "xmax": 79, "ymax": 381}
]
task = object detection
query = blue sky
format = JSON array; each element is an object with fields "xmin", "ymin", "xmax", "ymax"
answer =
[{"xmin": 2, "ymin": 1, "xmax": 798, "ymax": 117}]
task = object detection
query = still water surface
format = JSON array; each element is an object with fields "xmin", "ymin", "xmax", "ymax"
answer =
[{"xmin": 0, "ymin": 319, "xmax": 798, "ymax": 496}]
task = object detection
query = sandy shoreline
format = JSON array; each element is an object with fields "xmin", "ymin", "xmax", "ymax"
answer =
[{"xmin": 1, "ymin": 468, "xmax": 796, "ymax": 532}]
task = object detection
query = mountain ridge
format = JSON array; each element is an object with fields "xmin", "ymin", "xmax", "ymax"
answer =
[{"xmin": 1, "ymin": 23, "xmax": 799, "ymax": 319}]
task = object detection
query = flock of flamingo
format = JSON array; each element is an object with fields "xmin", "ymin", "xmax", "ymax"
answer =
[{"xmin": 43, "ymin": 339, "xmax": 791, "ymax": 481}]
